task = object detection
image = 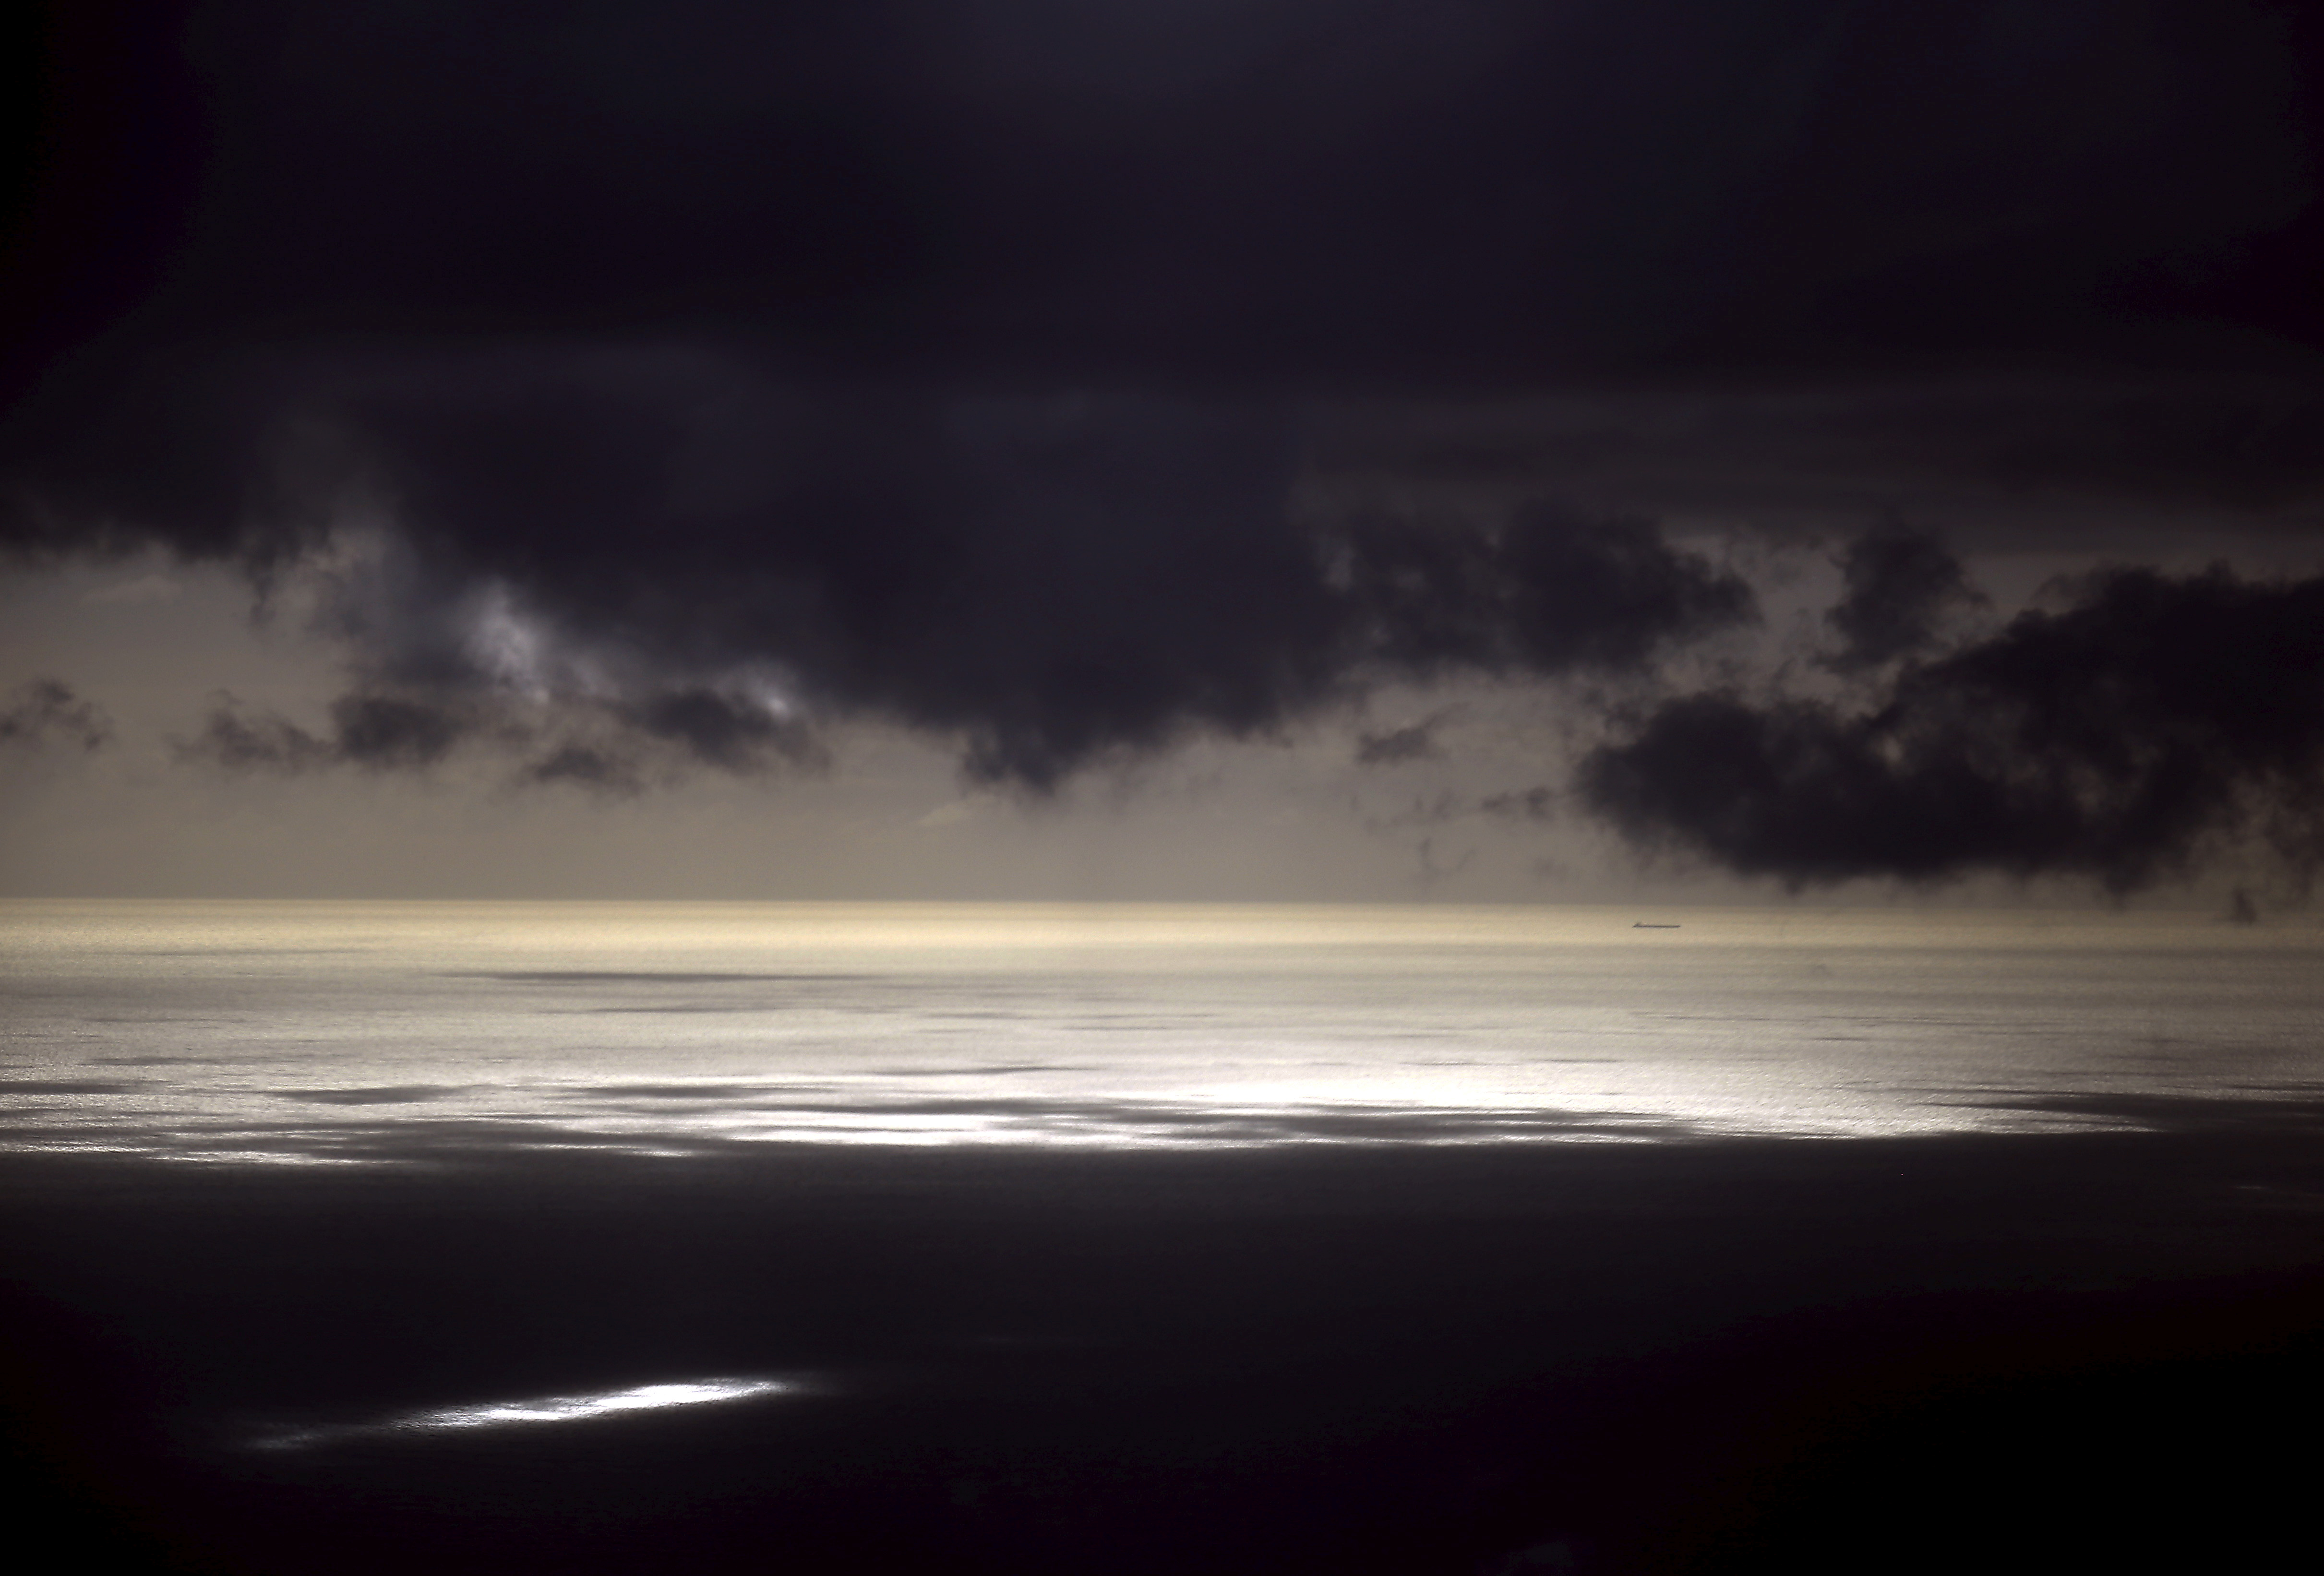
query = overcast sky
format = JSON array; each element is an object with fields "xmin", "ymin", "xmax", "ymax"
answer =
[{"xmin": 5, "ymin": 0, "xmax": 2321, "ymax": 904}]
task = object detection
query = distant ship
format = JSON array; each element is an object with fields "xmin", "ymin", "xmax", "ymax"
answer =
[{"xmin": 1632, "ymin": 922, "xmax": 1681, "ymax": 929}]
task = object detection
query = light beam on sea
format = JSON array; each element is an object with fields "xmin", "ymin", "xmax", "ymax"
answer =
[
  {"xmin": 5, "ymin": 901, "xmax": 2321, "ymax": 1167},
  {"xmin": 252, "ymin": 1378, "xmax": 798, "ymax": 1450}
]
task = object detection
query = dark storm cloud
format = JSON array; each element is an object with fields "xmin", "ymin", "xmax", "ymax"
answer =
[
  {"xmin": 1305, "ymin": 377, "xmax": 2324, "ymax": 547},
  {"xmin": 10, "ymin": 0, "xmax": 2311, "ymax": 393},
  {"xmin": 3, "ymin": 2, "xmax": 2319, "ymax": 805},
  {"xmin": 28, "ymin": 353, "xmax": 1754, "ymax": 788},
  {"xmin": 1332, "ymin": 508, "xmax": 1755, "ymax": 679},
  {"xmin": 0, "ymin": 678, "xmax": 111, "ymax": 752},
  {"xmin": 8, "ymin": 1, "xmax": 2315, "ymax": 498},
  {"xmin": 1820, "ymin": 524, "xmax": 1985, "ymax": 673},
  {"xmin": 1579, "ymin": 567, "xmax": 2324, "ymax": 892}
]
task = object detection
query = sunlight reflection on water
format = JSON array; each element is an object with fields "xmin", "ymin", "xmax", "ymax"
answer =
[
  {"xmin": 252, "ymin": 1377, "xmax": 798, "ymax": 1450},
  {"xmin": 5, "ymin": 901, "xmax": 2321, "ymax": 1164}
]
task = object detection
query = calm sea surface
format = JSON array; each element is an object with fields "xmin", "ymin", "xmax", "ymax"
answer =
[
  {"xmin": 7, "ymin": 901, "xmax": 2324, "ymax": 1574},
  {"xmin": 3, "ymin": 899, "xmax": 2320, "ymax": 1162}
]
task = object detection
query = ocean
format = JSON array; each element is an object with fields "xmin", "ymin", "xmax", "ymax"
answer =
[{"xmin": 4, "ymin": 901, "xmax": 2322, "ymax": 1573}]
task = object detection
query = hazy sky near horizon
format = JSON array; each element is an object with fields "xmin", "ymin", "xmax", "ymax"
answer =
[{"xmin": 5, "ymin": 1, "xmax": 2323, "ymax": 903}]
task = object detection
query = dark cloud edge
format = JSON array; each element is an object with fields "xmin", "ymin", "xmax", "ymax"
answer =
[
  {"xmin": 13, "ymin": 385, "xmax": 1764, "ymax": 796},
  {"xmin": 1579, "ymin": 560, "xmax": 2324, "ymax": 895}
]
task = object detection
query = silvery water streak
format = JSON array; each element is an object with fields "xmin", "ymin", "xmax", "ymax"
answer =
[{"xmin": 4, "ymin": 901, "xmax": 2319, "ymax": 1164}]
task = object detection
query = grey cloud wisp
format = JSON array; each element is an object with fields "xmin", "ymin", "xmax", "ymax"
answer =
[{"xmin": 0, "ymin": 680, "xmax": 112, "ymax": 753}]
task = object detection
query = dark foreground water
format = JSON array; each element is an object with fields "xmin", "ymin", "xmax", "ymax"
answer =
[
  {"xmin": 7, "ymin": 1110, "xmax": 2324, "ymax": 1576},
  {"xmin": 4, "ymin": 903, "xmax": 2322, "ymax": 1572}
]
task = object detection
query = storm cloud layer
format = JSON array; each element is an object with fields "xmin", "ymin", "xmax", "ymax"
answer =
[
  {"xmin": 1820, "ymin": 525, "xmax": 1986, "ymax": 674},
  {"xmin": 1582, "ymin": 565, "xmax": 2324, "ymax": 892},
  {"xmin": 135, "ymin": 370, "xmax": 1755, "ymax": 787},
  {"xmin": 11, "ymin": 0, "xmax": 2314, "ymax": 389},
  {"xmin": 7, "ymin": 1, "xmax": 2323, "ymax": 887}
]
